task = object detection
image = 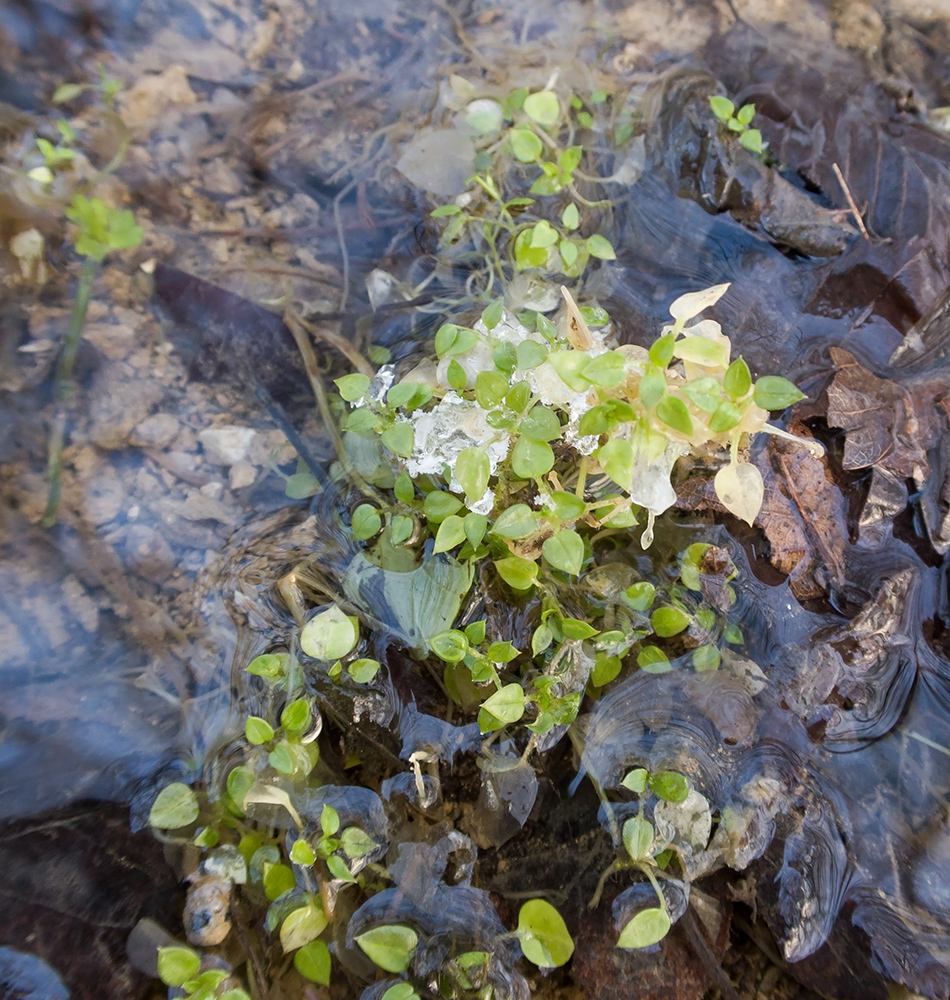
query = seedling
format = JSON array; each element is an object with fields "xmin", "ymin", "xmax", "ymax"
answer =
[{"xmin": 709, "ymin": 95, "xmax": 764, "ymax": 154}]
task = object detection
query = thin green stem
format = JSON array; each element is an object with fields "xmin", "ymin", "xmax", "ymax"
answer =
[{"xmin": 43, "ymin": 256, "xmax": 99, "ymax": 526}]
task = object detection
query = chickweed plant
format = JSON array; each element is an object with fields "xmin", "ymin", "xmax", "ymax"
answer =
[
  {"xmin": 34, "ymin": 72, "xmax": 143, "ymax": 525},
  {"xmin": 146, "ymin": 78, "xmax": 819, "ymax": 997}
]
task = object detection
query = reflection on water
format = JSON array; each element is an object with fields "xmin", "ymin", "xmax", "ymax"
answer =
[{"xmin": 1, "ymin": 0, "xmax": 950, "ymax": 997}]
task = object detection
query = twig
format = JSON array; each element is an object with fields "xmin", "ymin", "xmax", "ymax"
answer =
[{"xmin": 831, "ymin": 162, "xmax": 870, "ymax": 240}]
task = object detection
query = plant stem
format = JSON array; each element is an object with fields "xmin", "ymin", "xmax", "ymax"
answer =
[{"xmin": 43, "ymin": 256, "xmax": 99, "ymax": 527}]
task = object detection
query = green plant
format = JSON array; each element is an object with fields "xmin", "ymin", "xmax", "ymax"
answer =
[
  {"xmin": 36, "ymin": 74, "xmax": 144, "ymax": 526},
  {"xmin": 709, "ymin": 95, "xmax": 764, "ymax": 154},
  {"xmin": 157, "ymin": 946, "xmax": 250, "ymax": 1000},
  {"xmin": 141, "ymin": 68, "xmax": 822, "ymax": 997},
  {"xmin": 429, "ymin": 82, "xmax": 619, "ymax": 299}
]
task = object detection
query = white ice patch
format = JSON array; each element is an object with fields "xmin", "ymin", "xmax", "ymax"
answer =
[{"xmin": 405, "ymin": 393, "xmax": 510, "ymax": 484}]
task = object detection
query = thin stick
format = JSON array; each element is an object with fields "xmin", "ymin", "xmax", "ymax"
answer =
[{"xmin": 831, "ymin": 162, "xmax": 870, "ymax": 240}]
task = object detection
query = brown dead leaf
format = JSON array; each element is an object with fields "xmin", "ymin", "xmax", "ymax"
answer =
[
  {"xmin": 675, "ymin": 427, "xmax": 847, "ymax": 601},
  {"xmin": 826, "ymin": 348, "xmax": 939, "ymax": 482},
  {"xmin": 758, "ymin": 431, "xmax": 848, "ymax": 601}
]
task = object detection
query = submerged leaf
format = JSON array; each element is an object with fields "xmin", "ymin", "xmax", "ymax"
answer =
[{"xmin": 714, "ymin": 461, "xmax": 764, "ymax": 525}]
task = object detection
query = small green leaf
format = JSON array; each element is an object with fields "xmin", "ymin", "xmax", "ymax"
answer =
[
  {"xmin": 624, "ymin": 581, "xmax": 655, "ymax": 611},
  {"xmin": 382, "ymin": 983, "xmax": 418, "ymax": 1000},
  {"xmin": 355, "ymin": 925, "xmax": 418, "ymax": 974},
  {"xmin": 708, "ymin": 400, "xmax": 743, "ymax": 433},
  {"xmin": 550, "ymin": 490, "xmax": 586, "ymax": 520},
  {"xmin": 290, "ymin": 839, "xmax": 316, "ymax": 866},
  {"xmin": 52, "ymin": 82, "xmax": 85, "ymax": 103},
  {"xmin": 740, "ymin": 128, "xmax": 763, "ymax": 153},
  {"xmin": 295, "ymin": 940, "xmax": 331, "ymax": 985},
  {"xmin": 542, "ymin": 529, "xmax": 584, "ymax": 576},
  {"xmin": 300, "ymin": 605, "xmax": 358, "ymax": 661},
  {"xmin": 520, "ymin": 405, "xmax": 562, "ymax": 442},
  {"xmin": 651, "ymin": 606, "xmax": 690, "ymax": 637},
  {"xmin": 487, "ymin": 640, "xmax": 520, "ymax": 663},
  {"xmin": 341, "ymin": 826, "xmax": 378, "ymax": 858},
  {"xmin": 320, "ymin": 804, "xmax": 340, "ymax": 836},
  {"xmin": 523, "ymin": 90, "xmax": 560, "ymax": 127},
  {"xmin": 455, "ymin": 447, "xmax": 490, "ymax": 503},
  {"xmin": 621, "ymin": 768, "xmax": 648, "ymax": 793},
  {"xmin": 352, "ymin": 504, "xmax": 382, "ymax": 540},
  {"xmin": 724, "ymin": 622, "xmax": 744, "ymax": 644},
  {"xmin": 560, "ymin": 617, "xmax": 598, "ymax": 639},
  {"xmin": 709, "ymin": 95, "xmax": 735, "ymax": 121},
  {"xmin": 649, "ymin": 770, "xmax": 690, "ymax": 803},
  {"xmin": 682, "ymin": 376, "xmax": 722, "ymax": 413},
  {"xmin": 591, "ymin": 652, "xmax": 621, "ymax": 686},
  {"xmin": 561, "ymin": 202, "xmax": 580, "ymax": 230},
  {"xmin": 389, "ymin": 514, "xmax": 414, "ymax": 545},
  {"xmin": 637, "ymin": 372, "xmax": 666, "ymax": 412},
  {"xmin": 430, "ymin": 203, "xmax": 462, "ymax": 218},
  {"xmin": 723, "ymin": 357, "xmax": 751, "ymax": 399},
  {"xmin": 475, "ymin": 370, "xmax": 510, "ymax": 409},
  {"xmin": 447, "ymin": 359, "xmax": 467, "ymax": 390},
  {"xmin": 692, "ymin": 644, "xmax": 721, "ymax": 671},
  {"xmin": 510, "ymin": 436, "xmax": 555, "ymax": 478},
  {"xmin": 656, "ymin": 395, "xmax": 693, "ymax": 436},
  {"xmin": 674, "ymin": 336, "xmax": 729, "ymax": 367},
  {"xmin": 464, "ymin": 512, "xmax": 488, "ymax": 548},
  {"xmin": 494, "ymin": 555, "xmax": 539, "ymax": 591},
  {"xmin": 532, "ymin": 622, "xmax": 554, "ymax": 655},
  {"xmin": 424, "ymin": 490, "xmax": 464, "ymax": 522},
  {"xmin": 381, "ymin": 423, "xmax": 414, "ymax": 458},
  {"xmin": 387, "ymin": 382, "xmax": 433, "ymax": 411},
  {"xmin": 516, "ymin": 339, "xmax": 549, "ymax": 370},
  {"xmin": 157, "ymin": 947, "xmax": 201, "ymax": 987},
  {"xmin": 281, "ymin": 901, "xmax": 328, "ymax": 951},
  {"xmin": 559, "ymin": 239, "xmax": 579, "ymax": 269},
  {"xmin": 546, "ymin": 350, "xmax": 590, "ymax": 391},
  {"xmin": 736, "ymin": 103, "xmax": 756, "ymax": 125},
  {"xmin": 582, "ymin": 350, "xmax": 626, "ymax": 387},
  {"xmin": 327, "ymin": 854, "xmax": 358, "ymax": 883},
  {"xmin": 429, "ymin": 629, "xmax": 469, "ymax": 662},
  {"xmin": 510, "ymin": 126, "xmax": 544, "ymax": 163},
  {"xmin": 244, "ymin": 657, "xmax": 284, "ymax": 687},
  {"xmin": 349, "ymin": 657, "xmax": 381, "ymax": 683},
  {"xmin": 335, "ymin": 373, "xmax": 370, "ymax": 402},
  {"xmin": 617, "ymin": 908, "xmax": 671, "ymax": 949},
  {"xmin": 753, "ymin": 375, "xmax": 806, "ymax": 410},
  {"xmin": 264, "ymin": 862, "xmax": 296, "ymax": 900},
  {"xmin": 478, "ymin": 683, "xmax": 525, "ymax": 732},
  {"xmin": 597, "ymin": 438, "xmax": 633, "ymax": 490},
  {"xmin": 394, "ymin": 471, "xmax": 414, "ymax": 503},
  {"xmin": 586, "ymin": 234, "xmax": 616, "ymax": 260},
  {"xmin": 434, "ymin": 514, "xmax": 467, "ymax": 553},
  {"xmin": 649, "ymin": 333, "xmax": 675, "ymax": 368},
  {"xmin": 516, "ymin": 899, "xmax": 575, "ymax": 968},
  {"xmin": 149, "ymin": 783, "xmax": 199, "ymax": 829},
  {"xmin": 245, "ymin": 716, "xmax": 275, "ymax": 745},
  {"xmin": 506, "ymin": 380, "xmax": 532, "ymax": 413},
  {"xmin": 637, "ymin": 645, "xmax": 671, "ymax": 673},
  {"xmin": 464, "ymin": 619, "xmax": 487, "ymax": 645},
  {"xmin": 622, "ymin": 816, "xmax": 654, "ymax": 861}
]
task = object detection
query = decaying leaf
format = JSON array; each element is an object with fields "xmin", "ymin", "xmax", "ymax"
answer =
[{"xmin": 826, "ymin": 348, "xmax": 940, "ymax": 482}]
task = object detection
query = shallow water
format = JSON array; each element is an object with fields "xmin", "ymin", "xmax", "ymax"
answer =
[{"xmin": 1, "ymin": 1, "xmax": 950, "ymax": 998}]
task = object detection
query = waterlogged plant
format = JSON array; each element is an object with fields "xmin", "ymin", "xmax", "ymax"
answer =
[
  {"xmin": 141, "ymin": 66, "xmax": 821, "ymax": 996},
  {"xmin": 430, "ymin": 79, "xmax": 620, "ymax": 298},
  {"xmin": 709, "ymin": 95, "xmax": 764, "ymax": 154},
  {"xmin": 156, "ymin": 946, "xmax": 249, "ymax": 1000}
]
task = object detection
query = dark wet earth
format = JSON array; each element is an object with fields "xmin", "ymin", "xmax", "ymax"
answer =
[{"xmin": 2, "ymin": 0, "xmax": 950, "ymax": 998}]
